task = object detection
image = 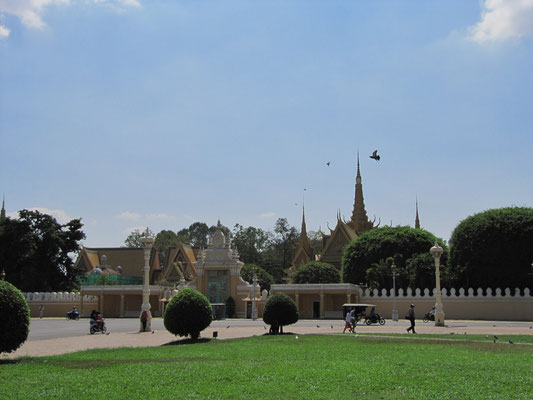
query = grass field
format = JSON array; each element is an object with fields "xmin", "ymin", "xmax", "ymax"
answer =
[{"xmin": 1, "ymin": 334, "xmax": 532, "ymax": 399}]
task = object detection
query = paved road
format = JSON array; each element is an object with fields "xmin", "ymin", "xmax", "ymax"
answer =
[{"xmin": 28, "ymin": 318, "xmax": 533, "ymax": 341}]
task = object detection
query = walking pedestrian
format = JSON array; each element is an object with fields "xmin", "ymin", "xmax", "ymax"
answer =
[
  {"xmin": 343, "ymin": 309, "xmax": 353, "ymax": 333},
  {"xmin": 39, "ymin": 304, "xmax": 44, "ymax": 319},
  {"xmin": 406, "ymin": 304, "xmax": 416, "ymax": 333}
]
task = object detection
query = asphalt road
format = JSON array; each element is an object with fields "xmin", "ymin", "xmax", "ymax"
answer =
[{"xmin": 27, "ymin": 318, "xmax": 533, "ymax": 341}]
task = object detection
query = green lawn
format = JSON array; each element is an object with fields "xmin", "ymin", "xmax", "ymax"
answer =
[{"xmin": 1, "ymin": 335, "xmax": 532, "ymax": 399}]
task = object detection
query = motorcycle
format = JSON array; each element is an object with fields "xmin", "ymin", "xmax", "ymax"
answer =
[
  {"xmin": 66, "ymin": 311, "xmax": 80, "ymax": 321},
  {"xmin": 90, "ymin": 319, "xmax": 107, "ymax": 334},
  {"xmin": 423, "ymin": 312, "xmax": 435, "ymax": 323},
  {"xmin": 365, "ymin": 313, "xmax": 386, "ymax": 325}
]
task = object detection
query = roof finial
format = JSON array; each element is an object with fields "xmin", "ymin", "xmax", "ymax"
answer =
[
  {"xmin": 415, "ymin": 196, "xmax": 420, "ymax": 229},
  {"xmin": 1, "ymin": 195, "xmax": 5, "ymax": 219}
]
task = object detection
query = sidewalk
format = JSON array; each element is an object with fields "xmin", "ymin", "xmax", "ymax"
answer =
[{"xmin": 3, "ymin": 321, "xmax": 532, "ymax": 359}]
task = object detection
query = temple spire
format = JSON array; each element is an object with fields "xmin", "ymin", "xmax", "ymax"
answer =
[
  {"xmin": 415, "ymin": 198, "xmax": 420, "ymax": 229},
  {"xmin": 348, "ymin": 152, "xmax": 374, "ymax": 234},
  {"xmin": 1, "ymin": 195, "xmax": 5, "ymax": 219}
]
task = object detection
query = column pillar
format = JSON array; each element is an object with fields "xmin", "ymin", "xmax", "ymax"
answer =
[
  {"xmin": 120, "ymin": 293, "xmax": 125, "ymax": 317},
  {"xmin": 319, "ymin": 293, "xmax": 325, "ymax": 319},
  {"xmin": 295, "ymin": 293, "xmax": 300, "ymax": 314}
]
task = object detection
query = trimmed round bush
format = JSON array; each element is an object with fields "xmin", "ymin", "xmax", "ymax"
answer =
[
  {"xmin": 0, "ymin": 281, "xmax": 31, "ymax": 354},
  {"xmin": 449, "ymin": 207, "xmax": 533, "ymax": 289},
  {"xmin": 292, "ymin": 261, "xmax": 340, "ymax": 284},
  {"xmin": 225, "ymin": 296, "xmax": 236, "ymax": 318},
  {"xmin": 164, "ymin": 288, "xmax": 212, "ymax": 340},
  {"xmin": 263, "ymin": 293, "xmax": 298, "ymax": 334}
]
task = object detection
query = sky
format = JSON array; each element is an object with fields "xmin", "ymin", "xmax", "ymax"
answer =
[{"xmin": 1, "ymin": 0, "xmax": 532, "ymax": 247}]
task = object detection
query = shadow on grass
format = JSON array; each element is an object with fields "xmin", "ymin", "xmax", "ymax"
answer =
[
  {"xmin": 162, "ymin": 337, "xmax": 212, "ymax": 346},
  {"xmin": 0, "ymin": 359, "xmax": 20, "ymax": 365}
]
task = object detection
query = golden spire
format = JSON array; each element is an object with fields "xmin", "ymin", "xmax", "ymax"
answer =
[
  {"xmin": 0, "ymin": 195, "xmax": 5, "ymax": 219},
  {"xmin": 415, "ymin": 198, "xmax": 420, "ymax": 229},
  {"xmin": 348, "ymin": 152, "xmax": 374, "ymax": 234}
]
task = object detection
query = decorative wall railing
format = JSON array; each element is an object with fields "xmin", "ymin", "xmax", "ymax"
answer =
[
  {"xmin": 360, "ymin": 287, "xmax": 531, "ymax": 298},
  {"xmin": 23, "ymin": 292, "xmax": 98, "ymax": 302}
]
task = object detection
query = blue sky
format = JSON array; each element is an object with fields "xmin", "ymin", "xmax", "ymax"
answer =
[{"xmin": 1, "ymin": 0, "xmax": 532, "ymax": 247}]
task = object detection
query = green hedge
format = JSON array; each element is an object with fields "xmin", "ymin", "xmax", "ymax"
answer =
[{"xmin": 0, "ymin": 281, "xmax": 31, "ymax": 353}]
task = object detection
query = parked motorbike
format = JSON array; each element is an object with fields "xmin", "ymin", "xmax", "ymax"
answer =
[
  {"xmin": 364, "ymin": 314, "xmax": 386, "ymax": 325},
  {"xmin": 423, "ymin": 312, "xmax": 435, "ymax": 323},
  {"xmin": 66, "ymin": 311, "xmax": 80, "ymax": 321},
  {"xmin": 89, "ymin": 319, "xmax": 107, "ymax": 334}
]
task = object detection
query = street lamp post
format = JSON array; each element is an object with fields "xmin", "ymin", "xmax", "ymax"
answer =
[
  {"xmin": 140, "ymin": 230, "xmax": 155, "ymax": 332},
  {"xmin": 391, "ymin": 262, "xmax": 398, "ymax": 323},
  {"xmin": 430, "ymin": 242, "xmax": 445, "ymax": 327}
]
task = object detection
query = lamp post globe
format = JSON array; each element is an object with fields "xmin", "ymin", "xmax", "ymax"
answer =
[
  {"xmin": 430, "ymin": 242, "xmax": 445, "ymax": 327},
  {"xmin": 391, "ymin": 262, "xmax": 398, "ymax": 323},
  {"xmin": 140, "ymin": 230, "xmax": 155, "ymax": 332}
]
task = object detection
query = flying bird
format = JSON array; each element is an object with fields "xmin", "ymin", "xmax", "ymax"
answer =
[
  {"xmin": 369, "ymin": 150, "xmax": 380, "ymax": 161},
  {"xmin": 326, "ymin": 162, "xmax": 330, "ymax": 166}
]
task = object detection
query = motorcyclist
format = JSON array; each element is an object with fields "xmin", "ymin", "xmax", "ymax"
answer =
[{"xmin": 369, "ymin": 307, "xmax": 377, "ymax": 321}]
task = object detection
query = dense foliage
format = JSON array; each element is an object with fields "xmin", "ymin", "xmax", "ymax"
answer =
[
  {"xmin": 449, "ymin": 207, "xmax": 533, "ymax": 289},
  {"xmin": 127, "ymin": 218, "xmax": 302, "ymax": 284},
  {"xmin": 0, "ymin": 281, "xmax": 31, "ymax": 353},
  {"xmin": 240, "ymin": 264, "xmax": 275, "ymax": 291},
  {"xmin": 263, "ymin": 293, "xmax": 299, "ymax": 333},
  {"xmin": 163, "ymin": 288, "xmax": 212, "ymax": 340},
  {"xmin": 0, "ymin": 210, "xmax": 86, "ymax": 291},
  {"xmin": 341, "ymin": 226, "xmax": 448, "ymax": 290},
  {"xmin": 292, "ymin": 261, "xmax": 340, "ymax": 284}
]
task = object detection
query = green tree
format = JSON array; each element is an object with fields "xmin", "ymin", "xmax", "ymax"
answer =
[
  {"xmin": 449, "ymin": 207, "xmax": 533, "ymax": 290},
  {"xmin": 262, "ymin": 218, "xmax": 298, "ymax": 283},
  {"xmin": 0, "ymin": 281, "xmax": 31, "ymax": 354},
  {"xmin": 124, "ymin": 228, "xmax": 155, "ymax": 248},
  {"xmin": 308, "ymin": 229, "xmax": 326, "ymax": 255},
  {"xmin": 0, "ymin": 210, "xmax": 86, "ymax": 292},
  {"xmin": 163, "ymin": 288, "xmax": 212, "ymax": 340},
  {"xmin": 154, "ymin": 230, "xmax": 179, "ymax": 265},
  {"xmin": 263, "ymin": 293, "xmax": 299, "ymax": 334},
  {"xmin": 342, "ymin": 226, "xmax": 447, "ymax": 290},
  {"xmin": 187, "ymin": 222, "xmax": 210, "ymax": 248},
  {"xmin": 232, "ymin": 224, "xmax": 270, "ymax": 265},
  {"xmin": 240, "ymin": 264, "xmax": 274, "ymax": 291},
  {"xmin": 292, "ymin": 261, "xmax": 340, "ymax": 284}
]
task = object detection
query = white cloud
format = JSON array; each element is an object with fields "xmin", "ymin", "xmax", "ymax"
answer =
[
  {"xmin": 0, "ymin": 0, "xmax": 141, "ymax": 35},
  {"xmin": 0, "ymin": 23, "xmax": 10, "ymax": 38},
  {"xmin": 123, "ymin": 226, "xmax": 147, "ymax": 235},
  {"xmin": 7, "ymin": 207, "xmax": 73, "ymax": 223},
  {"xmin": 260, "ymin": 212, "xmax": 276, "ymax": 218},
  {"xmin": 0, "ymin": 0, "xmax": 69, "ymax": 30},
  {"xmin": 470, "ymin": 0, "xmax": 533, "ymax": 43},
  {"xmin": 117, "ymin": 0, "xmax": 141, "ymax": 8},
  {"xmin": 146, "ymin": 213, "xmax": 175, "ymax": 220},
  {"xmin": 117, "ymin": 211, "xmax": 141, "ymax": 220}
]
